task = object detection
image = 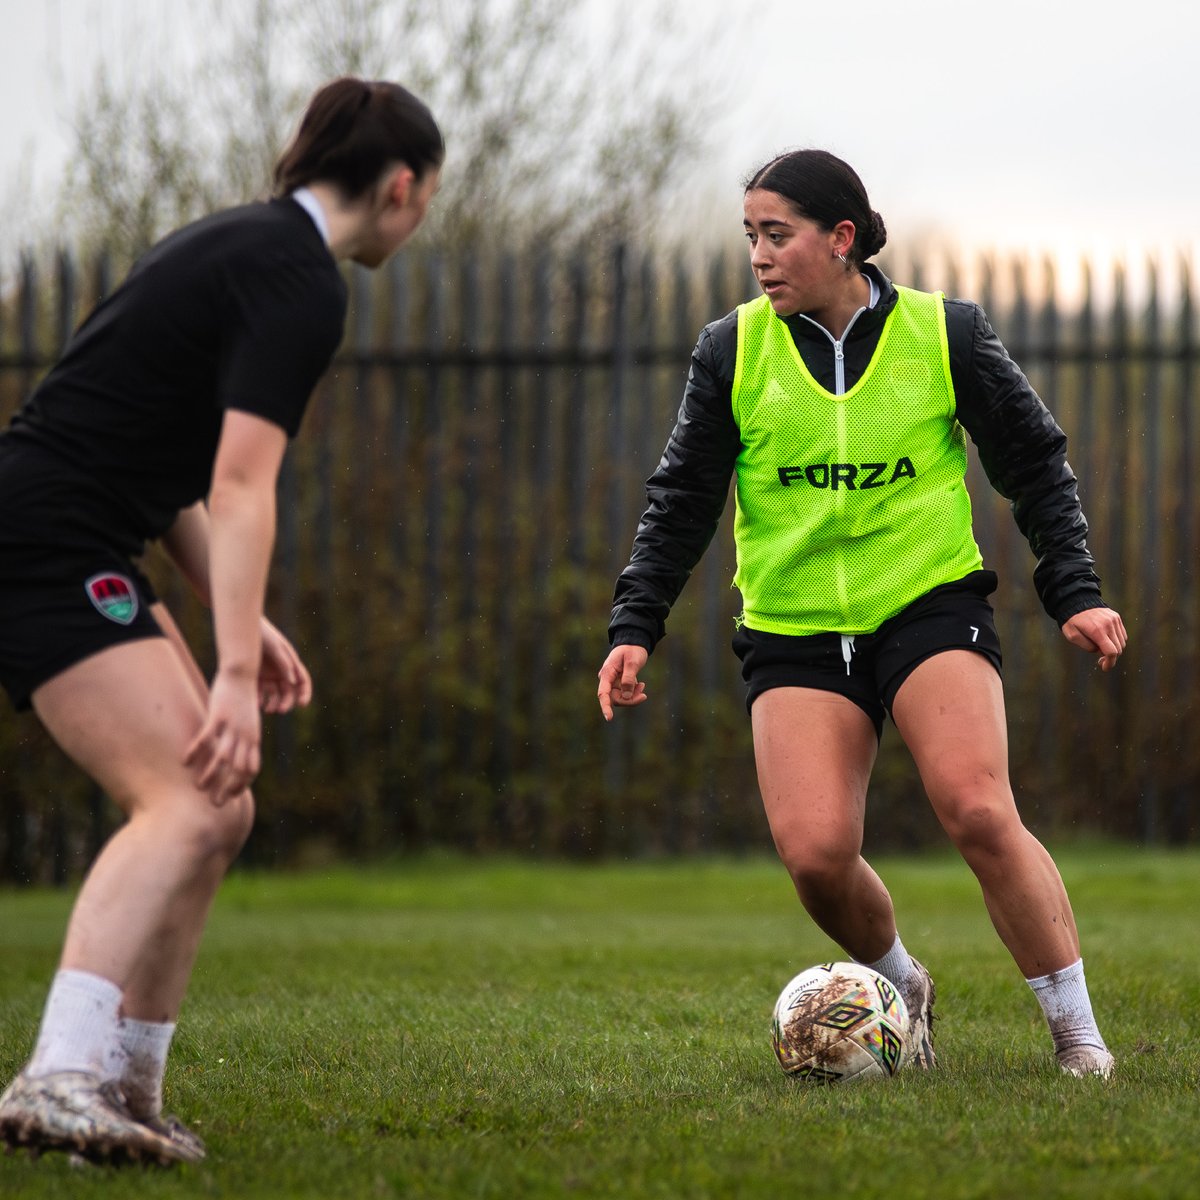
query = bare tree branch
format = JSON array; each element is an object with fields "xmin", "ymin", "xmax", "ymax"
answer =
[{"xmin": 44, "ymin": 0, "xmax": 724, "ymax": 264}]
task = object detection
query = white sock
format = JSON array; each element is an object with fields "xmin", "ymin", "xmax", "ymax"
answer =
[
  {"xmin": 1026, "ymin": 958, "xmax": 1108, "ymax": 1053},
  {"xmin": 860, "ymin": 933, "xmax": 920, "ymax": 998},
  {"xmin": 27, "ymin": 969, "xmax": 123, "ymax": 1079},
  {"xmin": 116, "ymin": 1018, "xmax": 176, "ymax": 1118}
]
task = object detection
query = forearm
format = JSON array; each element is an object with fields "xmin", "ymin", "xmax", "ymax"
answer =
[
  {"xmin": 610, "ymin": 481, "xmax": 729, "ymax": 649},
  {"xmin": 206, "ymin": 479, "xmax": 276, "ymax": 678},
  {"xmin": 159, "ymin": 501, "xmax": 215, "ymax": 606}
]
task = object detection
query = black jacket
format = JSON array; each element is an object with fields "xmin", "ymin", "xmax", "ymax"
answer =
[{"xmin": 608, "ymin": 265, "xmax": 1105, "ymax": 652}]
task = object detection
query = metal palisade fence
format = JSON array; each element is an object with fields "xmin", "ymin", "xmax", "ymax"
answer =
[{"xmin": 0, "ymin": 242, "xmax": 1196, "ymax": 883}]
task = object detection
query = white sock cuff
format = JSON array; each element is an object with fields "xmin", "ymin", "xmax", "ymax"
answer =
[
  {"xmin": 1026, "ymin": 957, "xmax": 1085, "ymax": 991},
  {"xmin": 120, "ymin": 1017, "xmax": 177, "ymax": 1048},
  {"xmin": 1025, "ymin": 957, "xmax": 1106, "ymax": 1054},
  {"xmin": 860, "ymin": 933, "xmax": 912, "ymax": 988},
  {"xmin": 117, "ymin": 1018, "xmax": 176, "ymax": 1119},
  {"xmin": 28, "ymin": 969, "xmax": 124, "ymax": 1078},
  {"xmin": 55, "ymin": 969, "xmax": 124, "ymax": 1007}
]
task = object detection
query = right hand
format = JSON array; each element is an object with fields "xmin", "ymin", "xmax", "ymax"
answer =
[
  {"xmin": 183, "ymin": 669, "xmax": 262, "ymax": 805},
  {"xmin": 597, "ymin": 644, "xmax": 650, "ymax": 721},
  {"xmin": 258, "ymin": 617, "xmax": 313, "ymax": 713}
]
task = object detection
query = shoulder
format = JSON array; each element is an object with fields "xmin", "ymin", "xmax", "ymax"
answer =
[
  {"xmin": 695, "ymin": 307, "xmax": 742, "ymax": 383},
  {"xmin": 190, "ymin": 198, "xmax": 322, "ymax": 242},
  {"xmin": 887, "ymin": 279, "xmax": 978, "ymax": 347},
  {"xmin": 938, "ymin": 297, "xmax": 994, "ymax": 392},
  {"xmin": 221, "ymin": 203, "xmax": 346, "ymax": 313},
  {"xmin": 943, "ymin": 296, "xmax": 986, "ymax": 345},
  {"xmin": 147, "ymin": 200, "xmax": 336, "ymax": 278}
]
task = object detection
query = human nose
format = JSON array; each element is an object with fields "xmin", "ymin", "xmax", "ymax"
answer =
[{"xmin": 749, "ymin": 236, "xmax": 771, "ymax": 271}]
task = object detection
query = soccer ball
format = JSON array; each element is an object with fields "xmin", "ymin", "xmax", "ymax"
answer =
[{"xmin": 772, "ymin": 961, "xmax": 909, "ymax": 1082}]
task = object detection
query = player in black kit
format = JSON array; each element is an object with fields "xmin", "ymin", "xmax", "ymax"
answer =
[{"xmin": 0, "ymin": 77, "xmax": 443, "ymax": 1165}]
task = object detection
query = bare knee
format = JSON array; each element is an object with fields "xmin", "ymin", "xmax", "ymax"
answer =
[
  {"xmin": 204, "ymin": 789, "xmax": 255, "ymax": 863},
  {"xmin": 213, "ymin": 789, "xmax": 255, "ymax": 861},
  {"xmin": 774, "ymin": 829, "xmax": 861, "ymax": 903},
  {"xmin": 935, "ymin": 784, "xmax": 1021, "ymax": 859},
  {"xmin": 141, "ymin": 787, "xmax": 256, "ymax": 869}
]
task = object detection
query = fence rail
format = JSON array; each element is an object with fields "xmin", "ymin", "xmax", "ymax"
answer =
[{"xmin": 0, "ymin": 242, "xmax": 1197, "ymax": 883}]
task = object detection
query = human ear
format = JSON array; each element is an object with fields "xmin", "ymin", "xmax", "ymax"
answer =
[
  {"xmin": 385, "ymin": 164, "xmax": 417, "ymax": 210},
  {"xmin": 831, "ymin": 219, "xmax": 857, "ymax": 259}
]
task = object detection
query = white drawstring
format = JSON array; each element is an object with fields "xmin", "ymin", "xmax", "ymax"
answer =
[{"xmin": 840, "ymin": 634, "xmax": 856, "ymax": 675}]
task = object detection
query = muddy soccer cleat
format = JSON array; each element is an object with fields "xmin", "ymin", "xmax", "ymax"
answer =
[
  {"xmin": 901, "ymin": 958, "xmax": 937, "ymax": 1069},
  {"xmin": 1057, "ymin": 1045, "xmax": 1115, "ymax": 1079},
  {"xmin": 0, "ymin": 1069, "xmax": 200, "ymax": 1165},
  {"xmin": 139, "ymin": 1112, "xmax": 206, "ymax": 1161}
]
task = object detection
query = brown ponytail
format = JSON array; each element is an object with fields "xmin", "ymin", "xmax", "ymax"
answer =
[{"xmin": 273, "ymin": 77, "xmax": 444, "ymax": 200}]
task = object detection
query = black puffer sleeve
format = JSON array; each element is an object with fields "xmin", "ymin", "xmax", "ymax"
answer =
[
  {"xmin": 607, "ymin": 314, "xmax": 743, "ymax": 651},
  {"xmin": 946, "ymin": 299, "xmax": 1105, "ymax": 625}
]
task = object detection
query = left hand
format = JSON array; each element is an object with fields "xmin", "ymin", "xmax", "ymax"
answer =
[
  {"xmin": 597, "ymin": 644, "xmax": 650, "ymax": 721},
  {"xmin": 1061, "ymin": 606, "xmax": 1127, "ymax": 671},
  {"xmin": 258, "ymin": 617, "xmax": 313, "ymax": 712}
]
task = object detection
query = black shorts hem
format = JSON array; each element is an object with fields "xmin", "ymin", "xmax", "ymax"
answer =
[
  {"xmin": 0, "ymin": 557, "xmax": 166, "ymax": 712},
  {"xmin": 879, "ymin": 643, "xmax": 1003, "ymax": 716},
  {"xmin": 747, "ymin": 676, "xmax": 887, "ymax": 739},
  {"xmin": 8, "ymin": 627, "xmax": 167, "ymax": 713},
  {"xmin": 732, "ymin": 573, "xmax": 1004, "ymax": 739}
]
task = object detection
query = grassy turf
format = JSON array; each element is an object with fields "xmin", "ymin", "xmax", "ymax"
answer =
[{"xmin": 0, "ymin": 846, "xmax": 1197, "ymax": 1198}]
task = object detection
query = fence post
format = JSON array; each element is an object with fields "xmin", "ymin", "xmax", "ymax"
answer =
[
  {"xmin": 18, "ymin": 253, "xmax": 36, "ymax": 371},
  {"xmin": 1140, "ymin": 259, "xmax": 1163, "ymax": 840},
  {"xmin": 94, "ymin": 249, "xmax": 113, "ymax": 305},
  {"xmin": 55, "ymin": 248, "xmax": 77, "ymax": 351},
  {"xmin": 603, "ymin": 243, "xmax": 631, "ymax": 841},
  {"xmin": 526, "ymin": 248, "xmax": 554, "ymax": 847},
  {"xmin": 487, "ymin": 254, "xmax": 516, "ymax": 847},
  {"xmin": 561, "ymin": 248, "xmax": 594, "ymax": 854},
  {"xmin": 419, "ymin": 252, "xmax": 447, "ymax": 842},
  {"xmin": 1171, "ymin": 257, "xmax": 1197, "ymax": 840},
  {"xmin": 4, "ymin": 256, "xmax": 40, "ymax": 883}
]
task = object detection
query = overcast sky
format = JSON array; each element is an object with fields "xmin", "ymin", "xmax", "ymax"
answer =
[{"xmin": 1, "ymin": 0, "xmax": 1196, "ymax": 274}]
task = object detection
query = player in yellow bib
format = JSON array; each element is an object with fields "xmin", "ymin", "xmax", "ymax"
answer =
[{"xmin": 597, "ymin": 149, "xmax": 1126, "ymax": 1078}]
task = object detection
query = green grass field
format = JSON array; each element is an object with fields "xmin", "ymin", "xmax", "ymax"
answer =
[{"xmin": 1, "ymin": 847, "xmax": 1197, "ymax": 1199}]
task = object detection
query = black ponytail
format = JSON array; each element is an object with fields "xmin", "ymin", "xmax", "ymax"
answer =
[{"xmin": 745, "ymin": 150, "xmax": 887, "ymax": 264}]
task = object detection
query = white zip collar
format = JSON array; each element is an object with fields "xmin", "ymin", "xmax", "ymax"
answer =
[
  {"xmin": 291, "ymin": 187, "xmax": 331, "ymax": 246},
  {"xmin": 791, "ymin": 274, "xmax": 880, "ymax": 396}
]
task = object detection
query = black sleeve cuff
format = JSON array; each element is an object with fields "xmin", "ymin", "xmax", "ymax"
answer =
[{"xmin": 608, "ymin": 626, "xmax": 657, "ymax": 653}]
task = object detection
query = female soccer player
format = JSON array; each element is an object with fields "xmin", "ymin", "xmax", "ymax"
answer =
[
  {"xmin": 0, "ymin": 77, "xmax": 443, "ymax": 1164},
  {"xmin": 597, "ymin": 149, "xmax": 1126, "ymax": 1079}
]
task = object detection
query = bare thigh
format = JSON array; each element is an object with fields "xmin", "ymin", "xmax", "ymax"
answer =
[
  {"xmin": 891, "ymin": 650, "xmax": 1018, "ymax": 845},
  {"xmin": 751, "ymin": 687, "xmax": 878, "ymax": 869},
  {"xmin": 32, "ymin": 636, "xmax": 211, "ymax": 814}
]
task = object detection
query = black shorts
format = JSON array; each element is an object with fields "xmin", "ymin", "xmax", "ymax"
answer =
[
  {"xmin": 732, "ymin": 571, "xmax": 1003, "ymax": 738},
  {"xmin": 0, "ymin": 444, "xmax": 164, "ymax": 711}
]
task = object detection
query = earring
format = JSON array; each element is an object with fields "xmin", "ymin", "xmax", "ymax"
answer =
[{"xmin": 835, "ymin": 251, "xmax": 850, "ymax": 267}]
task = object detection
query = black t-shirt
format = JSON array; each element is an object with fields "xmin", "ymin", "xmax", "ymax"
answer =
[{"xmin": 3, "ymin": 197, "xmax": 347, "ymax": 543}]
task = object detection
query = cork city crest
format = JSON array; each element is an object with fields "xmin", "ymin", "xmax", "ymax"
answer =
[{"xmin": 84, "ymin": 573, "xmax": 139, "ymax": 625}]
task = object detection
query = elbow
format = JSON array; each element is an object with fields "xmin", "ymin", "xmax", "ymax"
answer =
[{"xmin": 207, "ymin": 476, "xmax": 276, "ymax": 526}]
